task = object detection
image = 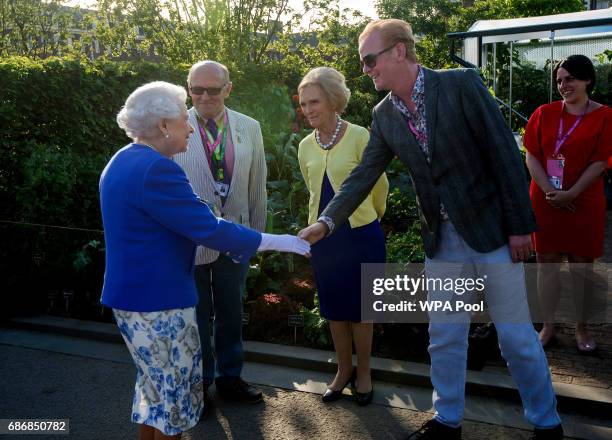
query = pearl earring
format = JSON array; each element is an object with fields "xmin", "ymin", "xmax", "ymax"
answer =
[{"xmin": 165, "ymin": 134, "xmax": 170, "ymax": 138}]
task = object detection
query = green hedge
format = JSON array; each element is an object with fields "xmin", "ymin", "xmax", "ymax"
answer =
[{"xmin": 0, "ymin": 56, "xmax": 300, "ymax": 316}]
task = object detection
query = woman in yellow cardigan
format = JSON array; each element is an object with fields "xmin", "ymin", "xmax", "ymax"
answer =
[{"xmin": 297, "ymin": 67, "xmax": 388, "ymax": 406}]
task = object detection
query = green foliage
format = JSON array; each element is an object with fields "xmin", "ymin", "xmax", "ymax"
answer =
[
  {"xmin": 0, "ymin": 56, "xmax": 187, "ymax": 224},
  {"xmin": 0, "ymin": 55, "xmax": 317, "ymax": 313},
  {"xmin": 227, "ymin": 65, "xmax": 296, "ymax": 149},
  {"xmin": 592, "ymin": 63, "xmax": 611, "ymax": 104},
  {"xmin": 375, "ymin": 0, "xmax": 460, "ymax": 69},
  {"xmin": 386, "ymin": 227, "xmax": 426, "ymax": 264},
  {"xmin": 250, "ymin": 128, "xmax": 309, "ymax": 290},
  {"xmin": 487, "ymin": 49, "xmax": 611, "ymax": 130},
  {"xmin": 266, "ymin": 132, "xmax": 307, "ymax": 218},
  {"xmin": 452, "ymin": 0, "xmax": 584, "ymax": 32},
  {"xmin": 376, "ymin": 0, "xmax": 459, "ymax": 40},
  {"xmin": 0, "ymin": 57, "xmax": 204, "ymax": 302},
  {"xmin": 344, "ymin": 88, "xmax": 381, "ymax": 128},
  {"xmin": 382, "ymin": 187, "xmax": 418, "ymax": 231},
  {"xmin": 4, "ymin": 0, "xmax": 597, "ymax": 325},
  {"xmin": 382, "ymin": 187, "xmax": 425, "ymax": 264},
  {"xmin": 264, "ymin": 0, "xmax": 381, "ymax": 126},
  {"xmin": 73, "ymin": 240, "xmax": 104, "ymax": 271},
  {"xmin": 596, "ymin": 49, "xmax": 612, "ymax": 64},
  {"xmin": 16, "ymin": 143, "xmax": 76, "ymax": 223},
  {"xmin": 376, "ymin": 0, "xmax": 584, "ymax": 69},
  {"xmin": 86, "ymin": 0, "xmax": 294, "ymax": 66},
  {"xmin": 300, "ymin": 295, "xmax": 332, "ymax": 348},
  {"xmin": 0, "ymin": 0, "xmax": 78, "ymax": 58}
]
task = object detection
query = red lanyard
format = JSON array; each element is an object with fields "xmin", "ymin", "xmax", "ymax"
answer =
[{"xmin": 554, "ymin": 100, "xmax": 589, "ymax": 156}]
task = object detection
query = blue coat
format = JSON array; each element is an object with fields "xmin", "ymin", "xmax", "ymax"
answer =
[{"xmin": 99, "ymin": 143, "xmax": 262, "ymax": 311}]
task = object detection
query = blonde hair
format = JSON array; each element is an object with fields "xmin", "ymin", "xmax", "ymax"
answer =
[
  {"xmin": 359, "ymin": 19, "xmax": 417, "ymax": 63},
  {"xmin": 298, "ymin": 67, "xmax": 351, "ymax": 113}
]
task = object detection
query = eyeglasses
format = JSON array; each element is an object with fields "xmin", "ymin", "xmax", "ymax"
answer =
[
  {"xmin": 360, "ymin": 44, "xmax": 397, "ymax": 69},
  {"xmin": 189, "ymin": 84, "xmax": 226, "ymax": 96}
]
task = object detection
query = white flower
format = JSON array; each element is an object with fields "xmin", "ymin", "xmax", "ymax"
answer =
[
  {"xmin": 191, "ymin": 380, "xmax": 204, "ymax": 409},
  {"xmin": 114, "ymin": 309, "xmax": 132, "ymax": 320},
  {"xmin": 139, "ymin": 311, "xmax": 162, "ymax": 322},
  {"xmin": 169, "ymin": 366, "xmax": 182, "ymax": 387},
  {"xmin": 139, "ymin": 375, "xmax": 160, "ymax": 404},
  {"xmin": 151, "ymin": 337, "xmax": 172, "ymax": 368},
  {"xmin": 179, "ymin": 324, "xmax": 200, "ymax": 356},
  {"xmin": 168, "ymin": 406, "xmax": 189, "ymax": 429}
]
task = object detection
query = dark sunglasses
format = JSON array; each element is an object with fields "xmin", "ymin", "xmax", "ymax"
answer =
[
  {"xmin": 189, "ymin": 84, "xmax": 226, "ymax": 96},
  {"xmin": 360, "ymin": 44, "xmax": 396, "ymax": 69}
]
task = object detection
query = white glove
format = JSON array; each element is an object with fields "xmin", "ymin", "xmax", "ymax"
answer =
[{"xmin": 258, "ymin": 233, "xmax": 311, "ymax": 256}]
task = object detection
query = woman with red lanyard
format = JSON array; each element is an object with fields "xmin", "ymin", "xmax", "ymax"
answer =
[{"xmin": 524, "ymin": 55, "xmax": 611, "ymax": 352}]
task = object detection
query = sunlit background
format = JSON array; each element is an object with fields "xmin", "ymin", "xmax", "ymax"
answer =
[{"xmin": 62, "ymin": 0, "xmax": 379, "ymax": 29}]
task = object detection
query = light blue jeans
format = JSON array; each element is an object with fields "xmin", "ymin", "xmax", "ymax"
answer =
[{"xmin": 425, "ymin": 221, "xmax": 561, "ymax": 429}]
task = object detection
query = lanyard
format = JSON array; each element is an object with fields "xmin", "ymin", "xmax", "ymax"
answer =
[
  {"xmin": 408, "ymin": 118, "xmax": 427, "ymax": 144},
  {"xmin": 554, "ymin": 100, "xmax": 589, "ymax": 156},
  {"xmin": 202, "ymin": 111, "xmax": 228, "ymax": 154},
  {"xmin": 198, "ymin": 112, "xmax": 229, "ymax": 182}
]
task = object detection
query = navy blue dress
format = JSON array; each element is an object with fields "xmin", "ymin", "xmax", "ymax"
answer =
[{"xmin": 311, "ymin": 173, "xmax": 386, "ymax": 322}]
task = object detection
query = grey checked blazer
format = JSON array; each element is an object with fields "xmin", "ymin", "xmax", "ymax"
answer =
[
  {"xmin": 322, "ymin": 67, "xmax": 536, "ymax": 258},
  {"xmin": 174, "ymin": 107, "xmax": 267, "ymax": 265}
]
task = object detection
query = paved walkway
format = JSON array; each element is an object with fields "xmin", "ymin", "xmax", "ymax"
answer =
[
  {"xmin": 1, "ymin": 328, "xmax": 611, "ymax": 440},
  {"xmin": 0, "ymin": 343, "xmax": 529, "ymax": 440},
  {"xmin": 535, "ymin": 211, "xmax": 612, "ymax": 389}
]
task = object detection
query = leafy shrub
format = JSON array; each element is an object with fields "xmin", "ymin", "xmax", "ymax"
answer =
[
  {"xmin": 245, "ymin": 293, "xmax": 300, "ymax": 342},
  {"xmin": 386, "ymin": 228, "xmax": 426, "ymax": 264},
  {"xmin": 382, "ymin": 187, "xmax": 419, "ymax": 233},
  {"xmin": 0, "ymin": 55, "xmax": 429, "ymax": 339},
  {"xmin": 300, "ymin": 296, "xmax": 332, "ymax": 348},
  {"xmin": 0, "ymin": 56, "xmax": 306, "ymax": 316}
]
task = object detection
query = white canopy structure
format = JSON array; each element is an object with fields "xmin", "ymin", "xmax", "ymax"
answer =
[{"xmin": 447, "ymin": 8, "xmax": 612, "ymax": 127}]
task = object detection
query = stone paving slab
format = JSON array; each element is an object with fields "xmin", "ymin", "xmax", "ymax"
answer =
[
  {"xmin": 3, "ymin": 341, "xmax": 609, "ymax": 440},
  {"xmin": 540, "ymin": 211, "xmax": 612, "ymax": 389},
  {"xmin": 4, "ymin": 319, "xmax": 612, "ymax": 419}
]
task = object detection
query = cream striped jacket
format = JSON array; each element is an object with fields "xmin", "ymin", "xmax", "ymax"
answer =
[{"xmin": 173, "ymin": 106, "xmax": 267, "ymax": 265}]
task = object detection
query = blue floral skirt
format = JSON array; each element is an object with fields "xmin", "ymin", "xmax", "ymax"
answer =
[{"xmin": 113, "ymin": 307, "xmax": 204, "ymax": 435}]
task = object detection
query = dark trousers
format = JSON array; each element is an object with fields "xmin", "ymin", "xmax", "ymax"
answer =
[{"xmin": 194, "ymin": 254, "xmax": 249, "ymax": 386}]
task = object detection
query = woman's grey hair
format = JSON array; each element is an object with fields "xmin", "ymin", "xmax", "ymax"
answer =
[
  {"xmin": 117, "ymin": 81, "xmax": 187, "ymax": 140},
  {"xmin": 298, "ymin": 67, "xmax": 351, "ymax": 113}
]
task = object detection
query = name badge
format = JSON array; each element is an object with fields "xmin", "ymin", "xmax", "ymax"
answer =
[
  {"xmin": 546, "ymin": 154, "xmax": 565, "ymax": 190},
  {"xmin": 215, "ymin": 182, "xmax": 229, "ymax": 197}
]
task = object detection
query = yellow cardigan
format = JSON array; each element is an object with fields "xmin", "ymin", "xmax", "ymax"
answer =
[{"xmin": 298, "ymin": 122, "xmax": 389, "ymax": 227}]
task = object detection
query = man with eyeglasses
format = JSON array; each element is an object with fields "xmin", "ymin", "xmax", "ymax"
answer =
[
  {"xmin": 174, "ymin": 60, "xmax": 267, "ymax": 411},
  {"xmin": 299, "ymin": 19, "xmax": 563, "ymax": 440}
]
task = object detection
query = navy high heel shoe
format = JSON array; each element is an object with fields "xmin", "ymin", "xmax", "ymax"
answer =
[
  {"xmin": 354, "ymin": 386, "xmax": 373, "ymax": 406},
  {"xmin": 321, "ymin": 368, "xmax": 356, "ymax": 403},
  {"xmin": 354, "ymin": 373, "xmax": 373, "ymax": 406}
]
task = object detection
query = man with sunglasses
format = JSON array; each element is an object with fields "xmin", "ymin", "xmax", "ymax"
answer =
[
  {"xmin": 299, "ymin": 19, "xmax": 562, "ymax": 440},
  {"xmin": 174, "ymin": 60, "xmax": 267, "ymax": 410}
]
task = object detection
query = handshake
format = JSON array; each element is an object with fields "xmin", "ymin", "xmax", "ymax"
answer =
[{"xmin": 257, "ymin": 221, "xmax": 330, "ymax": 257}]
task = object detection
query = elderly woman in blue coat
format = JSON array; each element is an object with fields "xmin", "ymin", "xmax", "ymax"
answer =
[{"xmin": 100, "ymin": 81, "xmax": 309, "ymax": 440}]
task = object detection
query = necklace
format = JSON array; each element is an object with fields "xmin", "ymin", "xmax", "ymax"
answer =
[{"xmin": 315, "ymin": 114, "xmax": 342, "ymax": 150}]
